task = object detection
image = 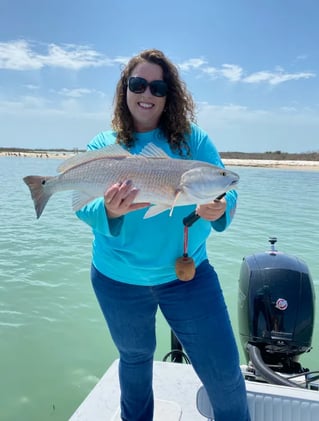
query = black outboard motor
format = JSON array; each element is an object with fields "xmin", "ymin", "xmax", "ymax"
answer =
[{"xmin": 238, "ymin": 238, "xmax": 315, "ymax": 384}]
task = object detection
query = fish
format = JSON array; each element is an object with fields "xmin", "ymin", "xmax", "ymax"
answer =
[{"xmin": 23, "ymin": 142, "xmax": 239, "ymax": 219}]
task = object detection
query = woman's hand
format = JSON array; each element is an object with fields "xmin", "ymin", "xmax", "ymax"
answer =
[
  {"xmin": 195, "ymin": 198, "xmax": 226, "ymax": 222},
  {"xmin": 104, "ymin": 180, "xmax": 150, "ymax": 219}
]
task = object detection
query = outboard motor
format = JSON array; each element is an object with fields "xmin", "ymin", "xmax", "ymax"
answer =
[
  {"xmin": 238, "ymin": 238, "xmax": 315, "ymax": 385},
  {"xmin": 195, "ymin": 238, "xmax": 318, "ymax": 419}
]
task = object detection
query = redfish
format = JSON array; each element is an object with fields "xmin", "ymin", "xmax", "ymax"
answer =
[{"xmin": 23, "ymin": 143, "xmax": 239, "ymax": 219}]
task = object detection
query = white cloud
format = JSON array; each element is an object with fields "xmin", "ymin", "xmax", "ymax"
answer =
[
  {"xmin": 0, "ymin": 40, "xmax": 43, "ymax": 70},
  {"xmin": 201, "ymin": 65, "xmax": 315, "ymax": 85},
  {"xmin": 280, "ymin": 106, "xmax": 298, "ymax": 112},
  {"xmin": 24, "ymin": 84, "xmax": 40, "ymax": 90},
  {"xmin": 220, "ymin": 64, "xmax": 243, "ymax": 82},
  {"xmin": 0, "ymin": 40, "xmax": 128, "ymax": 71},
  {"xmin": 243, "ymin": 70, "xmax": 315, "ymax": 85},
  {"xmin": 197, "ymin": 102, "xmax": 267, "ymax": 127},
  {"xmin": 0, "ymin": 96, "xmax": 49, "ymax": 111},
  {"xmin": 0, "ymin": 94, "xmax": 112, "ymax": 149},
  {"xmin": 178, "ymin": 58, "xmax": 207, "ymax": 72},
  {"xmin": 0, "ymin": 89, "xmax": 112, "ymax": 118},
  {"xmin": 296, "ymin": 54, "xmax": 308, "ymax": 61},
  {"xmin": 0, "ymin": 93, "xmax": 317, "ymax": 152},
  {"xmin": 179, "ymin": 56, "xmax": 316, "ymax": 86},
  {"xmin": 197, "ymin": 102, "xmax": 319, "ymax": 152},
  {"xmin": 201, "ymin": 66, "xmax": 219, "ymax": 79},
  {"xmin": 201, "ymin": 64, "xmax": 244, "ymax": 81},
  {"xmin": 1, "ymin": 40, "xmax": 316, "ymax": 87},
  {"xmin": 41, "ymin": 43, "xmax": 107, "ymax": 70},
  {"xmin": 56, "ymin": 88, "xmax": 96, "ymax": 98}
]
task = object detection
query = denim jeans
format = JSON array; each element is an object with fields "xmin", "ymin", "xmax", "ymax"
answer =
[{"xmin": 91, "ymin": 260, "xmax": 250, "ymax": 421}]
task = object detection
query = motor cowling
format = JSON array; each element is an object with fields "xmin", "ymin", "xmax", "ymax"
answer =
[{"xmin": 238, "ymin": 238, "xmax": 315, "ymax": 373}]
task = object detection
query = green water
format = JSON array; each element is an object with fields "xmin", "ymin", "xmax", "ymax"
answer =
[{"xmin": 1, "ymin": 157, "xmax": 318, "ymax": 421}]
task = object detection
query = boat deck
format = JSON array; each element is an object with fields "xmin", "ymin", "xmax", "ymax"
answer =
[
  {"xmin": 69, "ymin": 359, "xmax": 201, "ymax": 420},
  {"xmin": 69, "ymin": 359, "xmax": 319, "ymax": 421}
]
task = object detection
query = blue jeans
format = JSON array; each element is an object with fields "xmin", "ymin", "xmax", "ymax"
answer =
[{"xmin": 91, "ymin": 260, "xmax": 250, "ymax": 421}]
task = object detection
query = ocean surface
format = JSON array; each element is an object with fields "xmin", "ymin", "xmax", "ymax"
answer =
[{"xmin": 1, "ymin": 156, "xmax": 318, "ymax": 421}]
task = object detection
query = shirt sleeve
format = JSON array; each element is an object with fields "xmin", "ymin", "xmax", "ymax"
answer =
[
  {"xmin": 189, "ymin": 124, "xmax": 238, "ymax": 232},
  {"xmin": 75, "ymin": 132, "xmax": 124, "ymax": 237}
]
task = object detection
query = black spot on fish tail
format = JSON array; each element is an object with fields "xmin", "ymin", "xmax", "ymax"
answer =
[{"xmin": 23, "ymin": 175, "xmax": 54, "ymax": 219}]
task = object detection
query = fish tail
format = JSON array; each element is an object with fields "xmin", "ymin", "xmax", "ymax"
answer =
[{"xmin": 23, "ymin": 175, "xmax": 54, "ymax": 219}]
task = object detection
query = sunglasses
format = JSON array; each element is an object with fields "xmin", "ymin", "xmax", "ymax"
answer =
[{"xmin": 128, "ymin": 76, "xmax": 168, "ymax": 97}]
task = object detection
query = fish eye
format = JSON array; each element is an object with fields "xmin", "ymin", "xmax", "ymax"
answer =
[{"xmin": 220, "ymin": 170, "xmax": 227, "ymax": 176}]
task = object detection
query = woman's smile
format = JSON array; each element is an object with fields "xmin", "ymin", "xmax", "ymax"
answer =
[{"xmin": 126, "ymin": 62, "xmax": 166, "ymax": 132}]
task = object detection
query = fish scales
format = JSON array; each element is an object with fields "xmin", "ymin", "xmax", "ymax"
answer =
[
  {"xmin": 58, "ymin": 157, "xmax": 188, "ymax": 201},
  {"xmin": 23, "ymin": 143, "xmax": 239, "ymax": 219}
]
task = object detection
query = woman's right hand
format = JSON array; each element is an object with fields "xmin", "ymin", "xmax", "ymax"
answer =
[{"xmin": 104, "ymin": 180, "xmax": 151, "ymax": 219}]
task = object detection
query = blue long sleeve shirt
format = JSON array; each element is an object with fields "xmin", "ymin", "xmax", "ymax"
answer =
[{"xmin": 76, "ymin": 123, "xmax": 237, "ymax": 285}]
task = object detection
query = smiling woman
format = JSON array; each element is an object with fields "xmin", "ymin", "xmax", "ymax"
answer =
[
  {"xmin": 73, "ymin": 48, "xmax": 251, "ymax": 421},
  {"xmin": 125, "ymin": 62, "xmax": 167, "ymax": 132},
  {"xmin": 111, "ymin": 49, "xmax": 196, "ymax": 155}
]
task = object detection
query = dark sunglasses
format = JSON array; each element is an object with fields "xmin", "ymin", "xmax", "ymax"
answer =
[{"xmin": 128, "ymin": 76, "xmax": 168, "ymax": 97}]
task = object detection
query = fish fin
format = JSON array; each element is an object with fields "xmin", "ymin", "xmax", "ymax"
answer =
[
  {"xmin": 23, "ymin": 175, "xmax": 54, "ymax": 219},
  {"xmin": 57, "ymin": 144, "xmax": 132, "ymax": 173},
  {"xmin": 168, "ymin": 191, "xmax": 182, "ymax": 217},
  {"xmin": 143, "ymin": 204, "xmax": 170, "ymax": 219},
  {"xmin": 139, "ymin": 143, "xmax": 170, "ymax": 159},
  {"xmin": 72, "ymin": 191, "xmax": 97, "ymax": 212}
]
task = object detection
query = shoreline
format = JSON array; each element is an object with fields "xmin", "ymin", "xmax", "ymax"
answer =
[
  {"xmin": 1, "ymin": 150, "xmax": 319, "ymax": 171},
  {"xmin": 223, "ymin": 158, "xmax": 319, "ymax": 171}
]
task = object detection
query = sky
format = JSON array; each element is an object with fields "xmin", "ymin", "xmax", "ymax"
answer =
[{"xmin": 0, "ymin": 0, "xmax": 318, "ymax": 153}]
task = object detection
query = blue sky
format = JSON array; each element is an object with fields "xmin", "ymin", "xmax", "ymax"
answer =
[{"xmin": 0, "ymin": 0, "xmax": 318, "ymax": 152}]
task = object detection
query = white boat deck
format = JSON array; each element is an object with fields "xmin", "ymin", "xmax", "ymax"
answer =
[
  {"xmin": 69, "ymin": 359, "xmax": 201, "ymax": 420},
  {"xmin": 69, "ymin": 359, "xmax": 319, "ymax": 421}
]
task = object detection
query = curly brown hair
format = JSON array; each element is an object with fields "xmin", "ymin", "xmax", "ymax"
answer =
[{"xmin": 111, "ymin": 49, "xmax": 196, "ymax": 156}]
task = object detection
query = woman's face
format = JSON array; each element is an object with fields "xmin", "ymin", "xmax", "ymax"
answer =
[{"xmin": 126, "ymin": 62, "xmax": 167, "ymax": 132}]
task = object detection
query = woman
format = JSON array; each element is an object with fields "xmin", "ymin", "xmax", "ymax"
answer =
[{"xmin": 76, "ymin": 49, "xmax": 250, "ymax": 421}]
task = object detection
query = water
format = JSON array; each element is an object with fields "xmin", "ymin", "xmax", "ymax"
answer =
[{"xmin": 1, "ymin": 157, "xmax": 318, "ymax": 421}]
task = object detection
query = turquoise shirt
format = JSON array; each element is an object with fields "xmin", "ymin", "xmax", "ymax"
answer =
[{"xmin": 76, "ymin": 123, "xmax": 237, "ymax": 285}]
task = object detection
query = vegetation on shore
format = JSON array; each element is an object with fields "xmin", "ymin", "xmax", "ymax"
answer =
[{"xmin": 1, "ymin": 147, "xmax": 318, "ymax": 161}]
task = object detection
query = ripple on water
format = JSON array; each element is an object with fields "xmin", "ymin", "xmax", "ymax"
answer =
[{"xmin": 1, "ymin": 159, "xmax": 318, "ymax": 421}]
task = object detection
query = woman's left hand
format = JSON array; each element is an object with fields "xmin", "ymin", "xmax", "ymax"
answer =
[{"xmin": 195, "ymin": 198, "xmax": 226, "ymax": 221}]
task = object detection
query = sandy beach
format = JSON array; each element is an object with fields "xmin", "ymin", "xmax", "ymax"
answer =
[
  {"xmin": 1, "ymin": 150, "xmax": 319, "ymax": 171},
  {"xmin": 0, "ymin": 150, "xmax": 75, "ymax": 159},
  {"xmin": 222, "ymin": 158, "xmax": 319, "ymax": 171}
]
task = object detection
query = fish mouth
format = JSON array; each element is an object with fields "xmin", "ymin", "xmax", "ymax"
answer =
[{"xmin": 229, "ymin": 179, "xmax": 239, "ymax": 189}]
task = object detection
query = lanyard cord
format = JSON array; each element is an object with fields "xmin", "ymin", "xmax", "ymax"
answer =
[
  {"xmin": 182, "ymin": 193, "xmax": 226, "ymax": 258},
  {"xmin": 183, "ymin": 226, "xmax": 189, "ymax": 257}
]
